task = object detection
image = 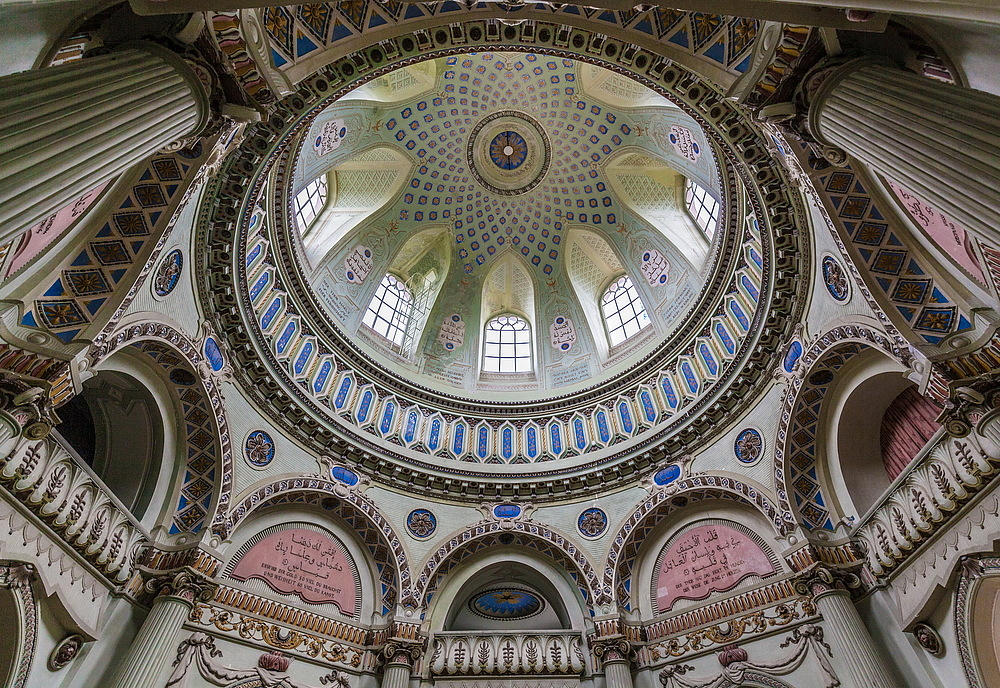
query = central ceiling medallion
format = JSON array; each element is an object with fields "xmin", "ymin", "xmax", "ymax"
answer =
[
  {"xmin": 468, "ymin": 110, "xmax": 550, "ymax": 196},
  {"xmin": 469, "ymin": 588, "xmax": 545, "ymax": 619}
]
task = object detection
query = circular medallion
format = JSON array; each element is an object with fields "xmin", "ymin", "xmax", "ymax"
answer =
[
  {"xmin": 578, "ymin": 507, "xmax": 608, "ymax": 538},
  {"xmin": 49, "ymin": 634, "xmax": 84, "ymax": 671},
  {"xmin": 245, "ymin": 430, "xmax": 275, "ymax": 467},
  {"xmin": 154, "ymin": 249, "xmax": 183, "ymax": 297},
  {"xmin": 822, "ymin": 256, "xmax": 850, "ymax": 302},
  {"xmin": 654, "ymin": 464, "xmax": 682, "ymax": 485},
  {"xmin": 734, "ymin": 428, "xmax": 763, "ymax": 464},
  {"xmin": 470, "ymin": 588, "xmax": 544, "ymax": 620},
  {"xmin": 467, "ymin": 111, "xmax": 550, "ymax": 196},
  {"xmin": 407, "ymin": 508, "xmax": 437, "ymax": 538}
]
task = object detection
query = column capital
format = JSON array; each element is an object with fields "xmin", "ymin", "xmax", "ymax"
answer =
[
  {"xmin": 143, "ymin": 568, "xmax": 218, "ymax": 606},
  {"xmin": 590, "ymin": 635, "xmax": 636, "ymax": 667},
  {"xmin": 793, "ymin": 563, "xmax": 863, "ymax": 601},
  {"xmin": 381, "ymin": 639, "xmax": 424, "ymax": 669},
  {"xmin": 0, "ymin": 372, "xmax": 60, "ymax": 442},
  {"xmin": 930, "ymin": 368, "xmax": 1000, "ymax": 437}
]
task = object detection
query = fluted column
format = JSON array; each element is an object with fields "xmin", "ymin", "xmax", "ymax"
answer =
[
  {"xmin": 593, "ymin": 637, "xmax": 635, "ymax": 688},
  {"xmin": 380, "ymin": 642, "xmax": 421, "ymax": 688},
  {"xmin": 0, "ymin": 42, "xmax": 209, "ymax": 242},
  {"xmin": 798, "ymin": 567, "xmax": 896, "ymax": 688},
  {"xmin": 805, "ymin": 56, "xmax": 1000, "ymax": 244},
  {"xmin": 106, "ymin": 569, "xmax": 216, "ymax": 688}
]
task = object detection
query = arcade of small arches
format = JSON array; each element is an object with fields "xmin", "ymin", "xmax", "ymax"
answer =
[{"xmin": 1, "ymin": 4, "xmax": 1000, "ymax": 688}]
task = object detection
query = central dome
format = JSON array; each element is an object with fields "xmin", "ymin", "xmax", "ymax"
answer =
[
  {"xmin": 468, "ymin": 110, "xmax": 550, "ymax": 195},
  {"xmin": 207, "ymin": 40, "xmax": 803, "ymax": 487}
]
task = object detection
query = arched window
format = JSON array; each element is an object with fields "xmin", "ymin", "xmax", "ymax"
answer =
[
  {"xmin": 293, "ymin": 175, "xmax": 328, "ymax": 231},
  {"xmin": 362, "ymin": 273, "xmax": 413, "ymax": 347},
  {"xmin": 601, "ymin": 274, "xmax": 650, "ymax": 347},
  {"xmin": 684, "ymin": 179, "xmax": 720, "ymax": 237},
  {"xmin": 482, "ymin": 314, "xmax": 532, "ymax": 373}
]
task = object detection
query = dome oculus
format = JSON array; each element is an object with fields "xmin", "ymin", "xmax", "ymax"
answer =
[{"xmin": 468, "ymin": 110, "xmax": 550, "ymax": 196}]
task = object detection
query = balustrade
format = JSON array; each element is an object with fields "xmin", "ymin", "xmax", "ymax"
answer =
[{"xmin": 428, "ymin": 631, "xmax": 586, "ymax": 676}]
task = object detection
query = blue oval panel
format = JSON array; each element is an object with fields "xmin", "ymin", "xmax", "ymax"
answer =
[
  {"xmin": 204, "ymin": 337, "xmax": 224, "ymax": 372},
  {"xmin": 330, "ymin": 465, "xmax": 359, "ymax": 486},
  {"xmin": 470, "ymin": 588, "xmax": 543, "ymax": 619},
  {"xmin": 783, "ymin": 340, "xmax": 803, "ymax": 373},
  {"xmin": 493, "ymin": 503, "xmax": 522, "ymax": 519},
  {"xmin": 654, "ymin": 464, "xmax": 681, "ymax": 486}
]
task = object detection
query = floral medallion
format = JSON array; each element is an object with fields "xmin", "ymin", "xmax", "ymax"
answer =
[
  {"xmin": 734, "ymin": 428, "xmax": 763, "ymax": 464},
  {"xmin": 822, "ymin": 256, "xmax": 850, "ymax": 302},
  {"xmin": 406, "ymin": 508, "xmax": 436, "ymax": 538},
  {"xmin": 578, "ymin": 507, "xmax": 608, "ymax": 538},
  {"xmin": 245, "ymin": 430, "xmax": 275, "ymax": 467},
  {"xmin": 154, "ymin": 249, "xmax": 183, "ymax": 297}
]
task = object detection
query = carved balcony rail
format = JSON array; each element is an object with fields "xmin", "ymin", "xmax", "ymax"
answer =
[
  {"xmin": 852, "ymin": 419, "xmax": 1000, "ymax": 578},
  {"xmin": 0, "ymin": 433, "xmax": 148, "ymax": 584},
  {"xmin": 428, "ymin": 631, "xmax": 586, "ymax": 676}
]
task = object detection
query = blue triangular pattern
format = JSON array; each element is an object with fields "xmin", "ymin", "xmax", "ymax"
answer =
[
  {"xmin": 887, "ymin": 234, "xmax": 903, "ymax": 246},
  {"xmin": 875, "ymin": 277, "xmax": 892, "ymax": 291},
  {"xmin": 734, "ymin": 55, "xmax": 752, "ymax": 73},
  {"xmin": 271, "ymin": 49, "xmax": 287, "ymax": 68},
  {"xmin": 854, "ymin": 181, "xmax": 865, "ymax": 193},
  {"xmin": 368, "ymin": 13, "xmax": 387, "ymax": 28},
  {"xmin": 110, "ymin": 269, "xmax": 127, "ymax": 283},
  {"xmin": 149, "ymin": 212, "xmax": 161, "ymax": 224},
  {"xmin": 54, "ymin": 329, "xmax": 80, "ymax": 344},
  {"xmin": 858, "ymin": 247, "xmax": 873, "ymax": 261},
  {"xmin": 140, "ymin": 170, "xmax": 153, "ymax": 181},
  {"xmin": 120, "ymin": 198, "xmax": 134, "ymax": 208},
  {"xmin": 634, "ymin": 19, "xmax": 654, "ymax": 35},
  {"xmin": 598, "ymin": 11, "xmax": 617, "ymax": 22},
  {"xmin": 131, "ymin": 241, "xmax": 144, "ymax": 253},
  {"xmin": 704, "ymin": 40, "xmax": 726, "ymax": 64},
  {"xmin": 404, "ymin": 4, "xmax": 425, "ymax": 19},
  {"xmin": 85, "ymin": 298, "xmax": 106, "ymax": 315},
  {"xmin": 897, "ymin": 305, "xmax": 916, "ymax": 319},
  {"xmin": 331, "ymin": 21, "xmax": 354, "ymax": 42},
  {"xmin": 44, "ymin": 280, "xmax": 65, "ymax": 297},
  {"xmin": 561, "ymin": 4, "xmax": 579, "ymax": 13},
  {"xmin": 668, "ymin": 29, "xmax": 689, "ymax": 48},
  {"xmin": 96, "ymin": 224, "xmax": 112, "ymax": 238},
  {"xmin": 907, "ymin": 259, "xmax": 925, "ymax": 275},
  {"xmin": 869, "ymin": 206, "xmax": 883, "ymax": 220},
  {"xmin": 922, "ymin": 333, "xmax": 943, "ymax": 344},
  {"xmin": 165, "ymin": 184, "xmax": 178, "ymax": 197},
  {"xmin": 20, "ymin": 311, "xmax": 37, "ymax": 327},
  {"xmin": 440, "ymin": 1, "xmax": 461, "ymax": 11},
  {"xmin": 930, "ymin": 287, "xmax": 947, "ymax": 303},
  {"xmin": 831, "ymin": 196, "xmax": 844, "ymax": 209},
  {"xmin": 296, "ymin": 32, "xmax": 319, "ymax": 57},
  {"xmin": 958, "ymin": 315, "xmax": 972, "ymax": 330}
]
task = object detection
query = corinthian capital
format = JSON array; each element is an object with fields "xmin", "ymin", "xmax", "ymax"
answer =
[
  {"xmin": 590, "ymin": 635, "xmax": 635, "ymax": 666},
  {"xmin": 0, "ymin": 372, "xmax": 59, "ymax": 441},
  {"xmin": 792, "ymin": 564, "xmax": 862, "ymax": 599},
  {"xmin": 145, "ymin": 568, "xmax": 218, "ymax": 604}
]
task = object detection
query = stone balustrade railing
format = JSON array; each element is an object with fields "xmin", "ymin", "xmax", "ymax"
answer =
[
  {"xmin": 0, "ymin": 433, "xmax": 148, "ymax": 583},
  {"xmin": 853, "ymin": 418, "xmax": 1000, "ymax": 578},
  {"xmin": 428, "ymin": 631, "xmax": 586, "ymax": 676}
]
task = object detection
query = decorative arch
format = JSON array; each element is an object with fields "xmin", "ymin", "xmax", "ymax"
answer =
[
  {"xmin": 220, "ymin": 478, "xmax": 413, "ymax": 615},
  {"xmin": 773, "ymin": 323, "xmax": 910, "ymax": 531},
  {"xmin": 415, "ymin": 520, "xmax": 603, "ymax": 609},
  {"xmin": 86, "ymin": 322, "xmax": 233, "ymax": 536},
  {"xmin": 604, "ymin": 476, "xmax": 787, "ymax": 609}
]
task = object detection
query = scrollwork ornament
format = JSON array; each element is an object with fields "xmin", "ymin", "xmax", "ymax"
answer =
[
  {"xmin": 0, "ymin": 372, "xmax": 59, "ymax": 441},
  {"xmin": 793, "ymin": 564, "xmax": 862, "ymax": 599},
  {"xmin": 382, "ymin": 640, "xmax": 423, "ymax": 668}
]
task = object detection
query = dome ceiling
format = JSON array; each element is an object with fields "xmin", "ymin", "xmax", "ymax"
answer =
[{"xmin": 199, "ymin": 26, "xmax": 808, "ymax": 499}]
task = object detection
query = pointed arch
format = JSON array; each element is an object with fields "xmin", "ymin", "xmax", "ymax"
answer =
[
  {"xmin": 605, "ymin": 148, "xmax": 711, "ymax": 269},
  {"xmin": 300, "ymin": 146, "xmax": 411, "ymax": 267},
  {"xmin": 364, "ymin": 225, "xmax": 452, "ymax": 356}
]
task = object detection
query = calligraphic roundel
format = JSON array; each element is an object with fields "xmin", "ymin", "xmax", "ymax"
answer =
[
  {"xmin": 655, "ymin": 523, "xmax": 775, "ymax": 612},
  {"xmin": 231, "ymin": 528, "xmax": 358, "ymax": 615}
]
